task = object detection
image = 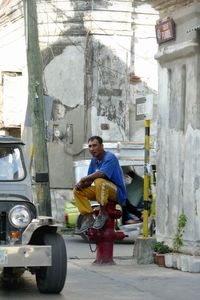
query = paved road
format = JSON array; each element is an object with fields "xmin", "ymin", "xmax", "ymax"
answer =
[
  {"xmin": 65, "ymin": 231, "xmax": 134, "ymax": 259},
  {"xmin": 0, "ymin": 233, "xmax": 133, "ymax": 299},
  {"xmin": 0, "ymin": 233, "xmax": 200, "ymax": 300}
]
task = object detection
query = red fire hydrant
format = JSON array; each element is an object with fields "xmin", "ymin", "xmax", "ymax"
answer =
[{"xmin": 87, "ymin": 201, "xmax": 126, "ymax": 265}]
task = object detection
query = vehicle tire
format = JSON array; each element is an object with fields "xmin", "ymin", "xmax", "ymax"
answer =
[
  {"xmin": 36, "ymin": 232, "xmax": 67, "ymax": 294},
  {"xmin": 76, "ymin": 214, "xmax": 89, "ymax": 242}
]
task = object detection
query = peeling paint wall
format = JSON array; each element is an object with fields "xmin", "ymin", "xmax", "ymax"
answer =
[
  {"xmin": 147, "ymin": 0, "xmax": 195, "ymax": 17},
  {"xmin": 0, "ymin": 1, "xmax": 158, "ymax": 199},
  {"xmin": 90, "ymin": 38, "xmax": 130, "ymax": 141},
  {"xmin": 38, "ymin": 0, "xmax": 158, "ymax": 190},
  {"xmin": 156, "ymin": 2, "xmax": 200, "ymax": 254},
  {"xmin": 0, "ymin": 0, "xmax": 27, "ymax": 129}
]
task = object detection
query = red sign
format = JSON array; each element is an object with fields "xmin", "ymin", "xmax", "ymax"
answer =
[{"xmin": 155, "ymin": 18, "xmax": 176, "ymax": 44}]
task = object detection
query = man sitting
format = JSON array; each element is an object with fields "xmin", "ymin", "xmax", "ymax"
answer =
[{"xmin": 73, "ymin": 136, "xmax": 127, "ymax": 233}]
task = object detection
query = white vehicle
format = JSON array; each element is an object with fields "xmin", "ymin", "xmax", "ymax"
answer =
[{"xmin": 0, "ymin": 135, "xmax": 66, "ymax": 294}]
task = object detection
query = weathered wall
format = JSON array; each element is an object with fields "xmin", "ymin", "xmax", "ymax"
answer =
[
  {"xmin": 0, "ymin": 1, "xmax": 158, "ymax": 223},
  {"xmin": 0, "ymin": 0, "xmax": 27, "ymax": 130},
  {"xmin": 38, "ymin": 0, "xmax": 158, "ymax": 190},
  {"xmin": 147, "ymin": 0, "xmax": 196, "ymax": 17},
  {"xmin": 155, "ymin": 2, "xmax": 200, "ymax": 254}
]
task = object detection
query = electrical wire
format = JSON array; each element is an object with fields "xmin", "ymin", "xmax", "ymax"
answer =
[
  {"xmin": 33, "ymin": 1, "xmax": 157, "ymax": 147},
  {"xmin": 35, "ymin": 0, "xmax": 157, "ymax": 140},
  {"xmin": 36, "ymin": 0, "xmax": 157, "ymax": 74}
]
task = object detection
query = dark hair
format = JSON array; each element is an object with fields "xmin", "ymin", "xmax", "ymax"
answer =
[{"xmin": 88, "ymin": 136, "xmax": 103, "ymax": 144}]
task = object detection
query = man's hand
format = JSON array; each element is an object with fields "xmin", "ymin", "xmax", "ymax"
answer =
[
  {"xmin": 75, "ymin": 171, "xmax": 106, "ymax": 191},
  {"xmin": 75, "ymin": 176, "xmax": 93, "ymax": 191}
]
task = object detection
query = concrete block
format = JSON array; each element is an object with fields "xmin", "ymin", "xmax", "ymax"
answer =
[
  {"xmin": 133, "ymin": 236, "xmax": 156, "ymax": 264},
  {"xmin": 165, "ymin": 254, "xmax": 200, "ymax": 273},
  {"xmin": 164, "ymin": 254, "xmax": 172, "ymax": 268},
  {"xmin": 176, "ymin": 254, "xmax": 181, "ymax": 270},
  {"xmin": 165, "ymin": 253, "xmax": 177, "ymax": 269},
  {"xmin": 189, "ymin": 257, "xmax": 200, "ymax": 273},
  {"xmin": 180, "ymin": 254, "xmax": 190, "ymax": 272}
]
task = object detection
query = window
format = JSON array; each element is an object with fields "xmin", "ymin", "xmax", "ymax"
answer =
[{"xmin": 0, "ymin": 146, "xmax": 25, "ymax": 181}]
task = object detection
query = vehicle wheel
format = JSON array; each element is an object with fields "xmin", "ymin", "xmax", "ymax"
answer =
[
  {"xmin": 36, "ymin": 232, "xmax": 67, "ymax": 294},
  {"xmin": 76, "ymin": 214, "xmax": 89, "ymax": 242}
]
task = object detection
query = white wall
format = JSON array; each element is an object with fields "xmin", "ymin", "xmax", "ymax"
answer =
[{"xmin": 156, "ymin": 3, "xmax": 200, "ymax": 254}]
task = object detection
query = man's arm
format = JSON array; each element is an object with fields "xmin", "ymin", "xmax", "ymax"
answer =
[{"xmin": 75, "ymin": 171, "xmax": 106, "ymax": 190}]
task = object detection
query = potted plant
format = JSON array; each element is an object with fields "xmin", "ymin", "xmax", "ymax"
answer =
[{"xmin": 153, "ymin": 241, "xmax": 172, "ymax": 267}]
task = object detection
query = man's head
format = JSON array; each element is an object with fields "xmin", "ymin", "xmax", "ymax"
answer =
[{"xmin": 88, "ymin": 136, "xmax": 104, "ymax": 159}]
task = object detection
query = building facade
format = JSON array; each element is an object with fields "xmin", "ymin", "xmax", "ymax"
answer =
[
  {"xmin": 146, "ymin": 0, "xmax": 200, "ymax": 255},
  {"xmin": 0, "ymin": 0, "xmax": 158, "ymax": 221}
]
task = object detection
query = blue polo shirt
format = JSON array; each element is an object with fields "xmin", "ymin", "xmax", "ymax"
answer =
[{"xmin": 87, "ymin": 151, "xmax": 127, "ymax": 206}]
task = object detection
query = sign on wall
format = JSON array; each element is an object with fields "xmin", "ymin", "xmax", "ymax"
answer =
[
  {"xmin": 136, "ymin": 95, "xmax": 153, "ymax": 121},
  {"xmin": 136, "ymin": 97, "xmax": 145, "ymax": 121},
  {"xmin": 155, "ymin": 18, "xmax": 176, "ymax": 44}
]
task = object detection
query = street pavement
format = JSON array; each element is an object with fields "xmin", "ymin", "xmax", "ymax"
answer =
[
  {"xmin": 0, "ymin": 233, "xmax": 199, "ymax": 299},
  {"xmin": 64, "ymin": 234, "xmax": 200, "ymax": 300}
]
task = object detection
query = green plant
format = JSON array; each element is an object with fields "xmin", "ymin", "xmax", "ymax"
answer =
[
  {"xmin": 154, "ymin": 241, "xmax": 171, "ymax": 254},
  {"xmin": 172, "ymin": 213, "xmax": 187, "ymax": 252}
]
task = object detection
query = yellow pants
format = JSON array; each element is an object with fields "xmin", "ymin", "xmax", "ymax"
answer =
[{"xmin": 73, "ymin": 178, "xmax": 117, "ymax": 214}]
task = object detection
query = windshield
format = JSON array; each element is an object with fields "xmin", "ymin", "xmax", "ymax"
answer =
[{"xmin": 0, "ymin": 146, "xmax": 25, "ymax": 181}]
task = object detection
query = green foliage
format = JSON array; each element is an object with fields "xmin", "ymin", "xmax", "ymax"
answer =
[
  {"xmin": 172, "ymin": 213, "xmax": 187, "ymax": 252},
  {"xmin": 154, "ymin": 241, "xmax": 172, "ymax": 254}
]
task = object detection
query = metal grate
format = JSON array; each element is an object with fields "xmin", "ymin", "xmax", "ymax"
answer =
[{"xmin": 0, "ymin": 212, "xmax": 6, "ymax": 244}]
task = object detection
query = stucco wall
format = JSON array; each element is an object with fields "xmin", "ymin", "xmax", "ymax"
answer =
[
  {"xmin": 147, "ymin": 0, "xmax": 195, "ymax": 17},
  {"xmin": 0, "ymin": 1, "xmax": 158, "ymax": 224},
  {"xmin": 39, "ymin": 0, "xmax": 158, "ymax": 189},
  {"xmin": 156, "ymin": 2, "xmax": 200, "ymax": 254}
]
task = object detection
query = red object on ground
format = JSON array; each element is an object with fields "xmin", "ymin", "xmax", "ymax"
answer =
[{"xmin": 87, "ymin": 201, "xmax": 126, "ymax": 264}]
